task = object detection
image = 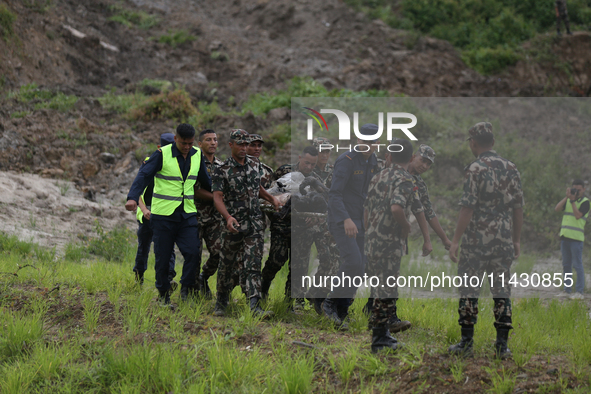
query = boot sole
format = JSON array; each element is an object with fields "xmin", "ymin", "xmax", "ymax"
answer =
[{"xmin": 389, "ymin": 321, "xmax": 412, "ymax": 333}]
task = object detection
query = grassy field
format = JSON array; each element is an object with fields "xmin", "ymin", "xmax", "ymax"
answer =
[{"xmin": 0, "ymin": 232, "xmax": 590, "ymax": 393}]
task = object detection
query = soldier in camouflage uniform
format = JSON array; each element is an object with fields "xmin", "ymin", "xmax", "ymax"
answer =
[
  {"xmin": 261, "ymin": 146, "xmax": 319, "ymax": 303},
  {"xmin": 246, "ymin": 134, "xmax": 275, "ymax": 281},
  {"xmin": 409, "ymin": 145, "xmax": 452, "ymax": 250},
  {"xmin": 196, "ymin": 129, "xmax": 224, "ymax": 299},
  {"xmin": 212, "ymin": 129, "xmax": 280, "ymax": 318},
  {"xmin": 247, "ymin": 134, "xmax": 275, "ymax": 189},
  {"xmin": 365, "ymin": 139, "xmax": 418, "ymax": 352},
  {"xmin": 312, "ymin": 137, "xmax": 334, "ymax": 187},
  {"xmin": 555, "ymin": 0, "xmax": 572, "ymax": 36},
  {"xmin": 305, "ymin": 138, "xmax": 342, "ymax": 312},
  {"xmin": 448, "ymin": 122, "xmax": 524, "ymax": 359}
]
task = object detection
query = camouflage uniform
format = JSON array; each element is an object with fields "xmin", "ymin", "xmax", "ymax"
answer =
[
  {"xmin": 261, "ymin": 163, "xmax": 297, "ymax": 296},
  {"xmin": 365, "ymin": 163, "xmax": 421, "ymax": 328},
  {"xmin": 196, "ymin": 155, "xmax": 224, "ymax": 281},
  {"xmin": 213, "ymin": 135, "xmax": 266, "ymax": 300},
  {"xmin": 412, "ymin": 144, "xmax": 438, "ymax": 223},
  {"xmin": 457, "ymin": 123, "xmax": 524, "ymax": 329},
  {"xmin": 555, "ymin": 0, "xmax": 571, "ymax": 35}
]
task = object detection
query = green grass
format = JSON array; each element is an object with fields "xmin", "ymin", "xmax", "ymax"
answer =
[
  {"xmin": 0, "ymin": 232, "xmax": 588, "ymax": 392},
  {"xmin": 343, "ymin": 0, "xmax": 591, "ymax": 75},
  {"xmin": 154, "ymin": 29, "xmax": 197, "ymax": 47},
  {"xmin": 108, "ymin": 4, "xmax": 159, "ymax": 29},
  {"xmin": 8, "ymin": 83, "xmax": 78, "ymax": 111},
  {"xmin": 0, "ymin": 4, "xmax": 16, "ymax": 41}
]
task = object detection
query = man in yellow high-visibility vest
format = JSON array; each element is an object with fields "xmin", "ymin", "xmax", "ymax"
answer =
[
  {"xmin": 555, "ymin": 180, "xmax": 589, "ymax": 298},
  {"xmin": 125, "ymin": 124, "xmax": 213, "ymax": 307}
]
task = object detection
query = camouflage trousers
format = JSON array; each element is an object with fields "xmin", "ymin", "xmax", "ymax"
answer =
[
  {"xmin": 368, "ymin": 253, "xmax": 402, "ymax": 328},
  {"xmin": 216, "ymin": 227, "xmax": 263, "ymax": 299},
  {"xmin": 457, "ymin": 251, "xmax": 513, "ymax": 329},
  {"xmin": 261, "ymin": 224, "xmax": 291, "ymax": 296},
  {"xmin": 297, "ymin": 221, "xmax": 340, "ymax": 298},
  {"xmin": 199, "ymin": 218, "xmax": 223, "ymax": 279}
]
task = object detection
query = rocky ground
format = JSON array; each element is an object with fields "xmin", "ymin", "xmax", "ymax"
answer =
[{"xmin": 0, "ymin": 0, "xmax": 590, "ymax": 246}]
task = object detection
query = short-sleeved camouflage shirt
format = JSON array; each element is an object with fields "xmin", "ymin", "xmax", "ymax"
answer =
[
  {"xmin": 260, "ymin": 161, "xmax": 275, "ymax": 189},
  {"xmin": 364, "ymin": 164, "xmax": 419, "ymax": 261},
  {"xmin": 412, "ymin": 174, "xmax": 436, "ymax": 221},
  {"xmin": 212, "ymin": 156, "xmax": 264, "ymax": 232},
  {"xmin": 196, "ymin": 155, "xmax": 224, "ymax": 225},
  {"xmin": 459, "ymin": 150, "xmax": 524, "ymax": 257}
]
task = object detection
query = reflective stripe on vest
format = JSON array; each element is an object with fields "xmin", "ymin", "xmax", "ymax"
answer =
[
  {"xmin": 560, "ymin": 197, "xmax": 589, "ymax": 241},
  {"xmin": 151, "ymin": 145, "xmax": 201, "ymax": 216}
]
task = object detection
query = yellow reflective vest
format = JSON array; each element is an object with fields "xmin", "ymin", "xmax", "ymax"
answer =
[
  {"xmin": 560, "ymin": 197, "xmax": 589, "ymax": 242},
  {"xmin": 151, "ymin": 144, "xmax": 201, "ymax": 216}
]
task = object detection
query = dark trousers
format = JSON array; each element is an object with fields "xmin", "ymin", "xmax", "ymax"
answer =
[
  {"xmin": 329, "ymin": 219, "xmax": 366, "ymax": 299},
  {"xmin": 151, "ymin": 217, "xmax": 200, "ymax": 294},
  {"xmin": 133, "ymin": 219, "xmax": 176, "ymax": 279}
]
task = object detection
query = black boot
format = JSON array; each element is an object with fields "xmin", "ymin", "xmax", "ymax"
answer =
[
  {"xmin": 322, "ymin": 297, "xmax": 348, "ymax": 330},
  {"xmin": 371, "ymin": 326, "xmax": 400, "ymax": 353},
  {"xmin": 198, "ymin": 273, "xmax": 212, "ymax": 299},
  {"xmin": 180, "ymin": 285, "xmax": 198, "ymax": 302},
  {"xmin": 495, "ymin": 328, "xmax": 512, "ymax": 360},
  {"xmin": 134, "ymin": 270, "xmax": 144, "ymax": 285},
  {"xmin": 213, "ymin": 293, "xmax": 229, "ymax": 317},
  {"xmin": 448, "ymin": 327, "xmax": 474, "ymax": 358},
  {"xmin": 261, "ymin": 279, "xmax": 271, "ymax": 301},
  {"xmin": 249, "ymin": 296, "xmax": 274, "ymax": 319},
  {"xmin": 158, "ymin": 290, "xmax": 173, "ymax": 310}
]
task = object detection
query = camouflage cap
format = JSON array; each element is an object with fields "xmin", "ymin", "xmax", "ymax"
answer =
[
  {"xmin": 249, "ymin": 134, "xmax": 264, "ymax": 143},
  {"xmin": 467, "ymin": 122, "xmax": 493, "ymax": 141},
  {"xmin": 312, "ymin": 137, "xmax": 331, "ymax": 150},
  {"xmin": 417, "ymin": 144, "xmax": 435, "ymax": 163},
  {"xmin": 230, "ymin": 129, "xmax": 250, "ymax": 144}
]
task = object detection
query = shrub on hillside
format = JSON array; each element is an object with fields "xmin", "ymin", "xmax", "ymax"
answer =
[{"xmin": 128, "ymin": 88, "xmax": 198, "ymax": 121}]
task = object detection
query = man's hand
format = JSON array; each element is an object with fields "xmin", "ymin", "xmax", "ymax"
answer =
[
  {"xmin": 125, "ymin": 200, "xmax": 137, "ymax": 212},
  {"xmin": 449, "ymin": 241, "xmax": 459, "ymax": 263},
  {"xmin": 226, "ymin": 216, "xmax": 239, "ymax": 233},
  {"xmin": 343, "ymin": 218, "xmax": 358, "ymax": 238},
  {"xmin": 271, "ymin": 196, "xmax": 281, "ymax": 211},
  {"xmin": 422, "ymin": 241, "xmax": 433, "ymax": 257},
  {"xmin": 513, "ymin": 242, "xmax": 520, "ymax": 259},
  {"xmin": 141, "ymin": 207, "xmax": 151, "ymax": 221},
  {"xmin": 442, "ymin": 238, "xmax": 452, "ymax": 251}
]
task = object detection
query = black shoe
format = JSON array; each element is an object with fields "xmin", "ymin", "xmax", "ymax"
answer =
[
  {"xmin": 261, "ymin": 279, "xmax": 271, "ymax": 301},
  {"xmin": 158, "ymin": 291, "xmax": 174, "ymax": 310},
  {"xmin": 371, "ymin": 326, "xmax": 400, "ymax": 353},
  {"xmin": 180, "ymin": 285, "xmax": 198, "ymax": 302},
  {"xmin": 557, "ymin": 29, "xmax": 562, "ymax": 37},
  {"xmin": 448, "ymin": 327, "xmax": 474, "ymax": 358},
  {"xmin": 388, "ymin": 316, "xmax": 412, "ymax": 333},
  {"xmin": 336, "ymin": 299, "xmax": 351, "ymax": 321},
  {"xmin": 134, "ymin": 271, "xmax": 144, "ymax": 285},
  {"xmin": 495, "ymin": 328, "xmax": 512, "ymax": 360},
  {"xmin": 213, "ymin": 293, "xmax": 229, "ymax": 317},
  {"xmin": 250, "ymin": 296, "xmax": 274, "ymax": 319},
  {"xmin": 198, "ymin": 273, "xmax": 212, "ymax": 299},
  {"xmin": 322, "ymin": 297, "xmax": 348, "ymax": 330}
]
